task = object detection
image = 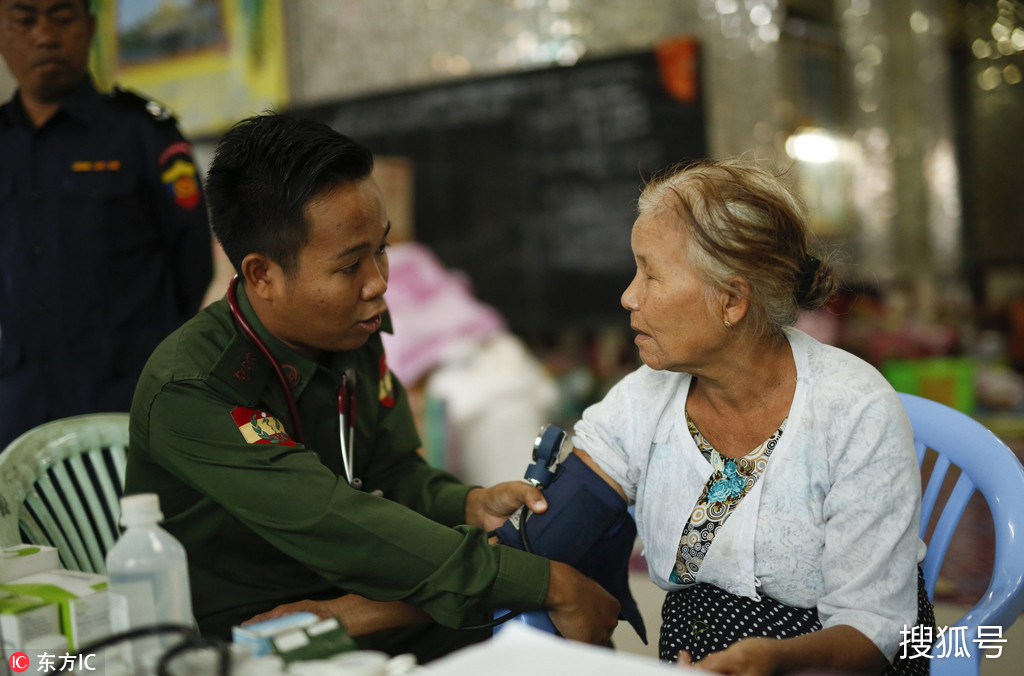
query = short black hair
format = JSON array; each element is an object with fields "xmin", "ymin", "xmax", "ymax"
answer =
[{"xmin": 206, "ymin": 112, "xmax": 375, "ymax": 276}]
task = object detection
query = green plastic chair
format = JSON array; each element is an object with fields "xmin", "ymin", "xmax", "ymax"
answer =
[{"xmin": 0, "ymin": 413, "xmax": 129, "ymax": 574}]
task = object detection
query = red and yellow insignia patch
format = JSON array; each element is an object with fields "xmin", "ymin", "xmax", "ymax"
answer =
[
  {"xmin": 379, "ymin": 353, "xmax": 395, "ymax": 408},
  {"xmin": 231, "ymin": 407, "xmax": 296, "ymax": 446},
  {"xmin": 160, "ymin": 157, "xmax": 200, "ymax": 210}
]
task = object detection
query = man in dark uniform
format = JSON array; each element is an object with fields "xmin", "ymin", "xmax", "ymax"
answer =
[
  {"xmin": 125, "ymin": 113, "xmax": 620, "ymax": 662},
  {"xmin": 0, "ymin": 0, "xmax": 213, "ymax": 448}
]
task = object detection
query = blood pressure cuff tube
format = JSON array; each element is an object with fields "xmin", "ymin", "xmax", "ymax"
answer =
[{"xmin": 494, "ymin": 453, "xmax": 647, "ymax": 643}]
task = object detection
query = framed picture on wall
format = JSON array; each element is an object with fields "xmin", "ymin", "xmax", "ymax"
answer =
[
  {"xmin": 90, "ymin": 0, "xmax": 288, "ymax": 136},
  {"xmin": 116, "ymin": 0, "xmax": 227, "ymax": 66}
]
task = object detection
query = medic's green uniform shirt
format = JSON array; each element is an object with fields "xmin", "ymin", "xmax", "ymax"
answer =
[{"xmin": 126, "ymin": 284, "xmax": 549, "ymax": 638}]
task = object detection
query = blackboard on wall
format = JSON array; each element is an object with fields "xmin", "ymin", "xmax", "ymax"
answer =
[{"xmin": 297, "ymin": 39, "xmax": 707, "ymax": 335}]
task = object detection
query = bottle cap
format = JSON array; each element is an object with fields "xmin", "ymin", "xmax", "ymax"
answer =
[{"xmin": 119, "ymin": 493, "xmax": 164, "ymax": 527}]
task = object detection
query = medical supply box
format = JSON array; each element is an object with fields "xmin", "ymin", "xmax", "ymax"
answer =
[
  {"xmin": 0, "ymin": 544, "xmax": 60, "ymax": 583},
  {"xmin": 0, "ymin": 568, "xmax": 110, "ymax": 651}
]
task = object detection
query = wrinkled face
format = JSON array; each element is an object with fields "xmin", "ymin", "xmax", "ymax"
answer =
[
  {"xmin": 268, "ymin": 179, "xmax": 391, "ymax": 357},
  {"xmin": 621, "ymin": 208, "xmax": 725, "ymax": 373},
  {"xmin": 0, "ymin": 0, "xmax": 95, "ymax": 103}
]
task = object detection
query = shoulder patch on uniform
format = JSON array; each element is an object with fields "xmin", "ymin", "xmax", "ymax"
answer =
[
  {"xmin": 161, "ymin": 155, "xmax": 201, "ymax": 210},
  {"xmin": 110, "ymin": 85, "xmax": 177, "ymax": 122},
  {"xmin": 231, "ymin": 407, "xmax": 297, "ymax": 446},
  {"xmin": 378, "ymin": 353, "xmax": 396, "ymax": 408}
]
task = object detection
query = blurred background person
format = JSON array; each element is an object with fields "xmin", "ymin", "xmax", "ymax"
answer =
[
  {"xmin": 380, "ymin": 240, "xmax": 559, "ymax": 486},
  {"xmin": 0, "ymin": 0, "xmax": 213, "ymax": 449}
]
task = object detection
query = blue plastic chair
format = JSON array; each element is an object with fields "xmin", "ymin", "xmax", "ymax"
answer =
[
  {"xmin": 899, "ymin": 392, "xmax": 1024, "ymax": 675},
  {"xmin": 0, "ymin": 413, "xmax": 129, "ymax": 574}
]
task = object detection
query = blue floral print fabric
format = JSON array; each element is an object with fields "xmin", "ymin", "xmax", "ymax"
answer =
[{"xmin": 669, "ymin": 413, "xmax": 786, "ymax": 585}]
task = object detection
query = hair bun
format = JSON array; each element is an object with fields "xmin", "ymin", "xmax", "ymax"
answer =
[{"xmin": 795, "ymin": 255, "xmax": 821, "ymax": 305}]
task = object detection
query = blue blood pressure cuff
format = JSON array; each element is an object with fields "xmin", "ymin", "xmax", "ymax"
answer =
[{"xmin": 494, "ymin": 452, "xmax": 647, "ymax": 643}]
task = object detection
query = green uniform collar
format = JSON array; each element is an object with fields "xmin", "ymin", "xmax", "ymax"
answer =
[
  {"xmin": 211, "ymin": 282, "xmax": 322, "ymax": 402},
  {"xmin": 212, "ymin": 282, "xmax": 395, "ymax": 403}
]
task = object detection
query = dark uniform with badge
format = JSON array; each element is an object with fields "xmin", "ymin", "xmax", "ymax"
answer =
[
  {"xmin": 125, "ymin": 283, "xmax": 550, "ymax": 660},
  {"xmin": 0, "ymin": 76, "xmax": 213, "ymax": 448}
]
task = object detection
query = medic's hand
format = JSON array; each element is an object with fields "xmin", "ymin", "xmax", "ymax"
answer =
[
  {"xmin": 544, "ymin": 560, "xmax": 620, "ymax": 645},
  {"xmin": 241, "ymin": 594, "xmax": 429, "ymax": 637},
  {"xmin": 465, "ymin": 482, "xmax": 547, "ymax": 533}
]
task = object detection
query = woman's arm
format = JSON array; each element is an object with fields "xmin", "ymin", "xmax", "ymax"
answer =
[
  {"xmin": 572, "ymin": 447, "xmax": 627, "ymax": 499},
  {"xmin": 685, "ymin": 625, "xmax": 887, "ymax": 675}
]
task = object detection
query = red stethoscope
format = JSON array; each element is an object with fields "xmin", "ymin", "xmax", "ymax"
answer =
[{"xmin": 227, "ymin": 275, "xmax": 360, "ymax": 487}]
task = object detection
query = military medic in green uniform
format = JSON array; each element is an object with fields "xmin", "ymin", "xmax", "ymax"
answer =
[{"xmin": 125, "ymin": 113, "xmax": 620, "ymax": 661}]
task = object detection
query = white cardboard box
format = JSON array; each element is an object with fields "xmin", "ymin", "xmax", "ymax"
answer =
[
  {"xmin": 0, "ymin": 591, "xmax": 62, "ymax": 661},
  {"xmin": 232, "ymin": 611, "xmax": 320, "ymax": 657},
  {"xmin": 0, "ymin": 569, "xmax": 110, "ymax": 650},
  {"xmin": 0, "ymin": 545, "xmax": 60, "ymax": 584}
]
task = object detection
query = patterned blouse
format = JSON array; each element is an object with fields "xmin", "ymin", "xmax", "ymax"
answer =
[{"xmin": 669, "ymin": 412, "xmax": 787, "ymax": 585}]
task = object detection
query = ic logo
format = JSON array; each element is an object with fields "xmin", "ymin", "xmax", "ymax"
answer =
[{"xmin": 8, "ymin": 651, "xmax": 30, "ymax": 672}]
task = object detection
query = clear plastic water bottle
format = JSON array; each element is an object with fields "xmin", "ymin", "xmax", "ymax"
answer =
[{"xmin": 106, "ymin": 493, "xmax": 195, "ymax": 674}]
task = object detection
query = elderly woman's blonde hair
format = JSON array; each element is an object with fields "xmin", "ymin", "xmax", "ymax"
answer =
[{"xmin": 638, "ymin": 158, "xmax": 837, "ymax": 337}]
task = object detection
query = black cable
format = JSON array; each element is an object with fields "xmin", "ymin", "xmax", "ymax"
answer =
[
  {"xmin": 461, "ymin": 606, "xmax": 526, "ymax": 631},
  {"xmin": 156, "ymin": 634, "xmax": 231, "ymax": 676},
  {"xmin": 75, "ymin": 623, "xmax": 197, "ymax": 655},
  {"xmin": 75, "ymin": 623, "xmax": 230, "ymax": 676},
  {"xmin": 520, "ymin": 508, "xmax": 535, "ymax": 554}
]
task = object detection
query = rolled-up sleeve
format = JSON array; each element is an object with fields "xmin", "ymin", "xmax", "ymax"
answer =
[{"xmin": 572, "ymin": 366, "xmax": 678, "ymax": 502}]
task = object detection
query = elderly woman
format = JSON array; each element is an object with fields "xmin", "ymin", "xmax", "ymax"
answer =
[{"xmin": 571, "ymin": 159, "xmax": 933, "ymax": 674}]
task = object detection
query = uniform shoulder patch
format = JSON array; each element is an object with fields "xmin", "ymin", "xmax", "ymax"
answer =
[
  {"xmin": 231, "ymin": 407, "xmax": 297, "ymax": 446},
  {"xmin": 378, "ymin": 353, "xmax": 396, "ymax": 408},
  {"xmin": 161, "ymin": 150, "xmax": 201, "ymax": 210},
  {"xmin": 110, "ymin": 85, "xmax": 177, "ymax": 122}
]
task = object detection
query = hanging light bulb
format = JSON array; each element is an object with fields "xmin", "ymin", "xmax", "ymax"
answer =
[{"xmin": 785, "ymin": 127, "xmax": 841, "ymax": 163}]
